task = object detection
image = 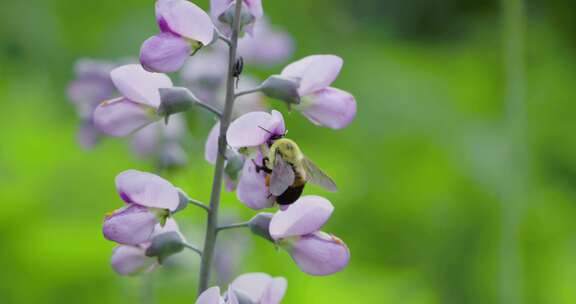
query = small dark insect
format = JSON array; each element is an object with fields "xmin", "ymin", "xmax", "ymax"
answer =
[{"xmin": 233, "ymin": 56, "xmax": 244, "ymax": 88}]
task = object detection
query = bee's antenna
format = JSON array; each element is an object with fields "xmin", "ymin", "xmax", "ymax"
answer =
[{"xmin": 258, "ymin": 126, "xmax": 272, "ymax": 134}]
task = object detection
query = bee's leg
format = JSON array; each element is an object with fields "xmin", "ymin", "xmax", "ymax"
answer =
[
  {"xmin": 262, "ymin": 156, "xmax": 270, "ymax": 169},
  {"xmin": 251, "ymin": 158, "xmax": 272, "ymax": 174},
  {"xmin": 251, "ymin": 159, "xmax": 261, "ymax": 173}
]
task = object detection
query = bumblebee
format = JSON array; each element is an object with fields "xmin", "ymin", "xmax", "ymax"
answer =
[{"xmin": 255, "ymin": 138, "xmax": 337, "ymax": 205}]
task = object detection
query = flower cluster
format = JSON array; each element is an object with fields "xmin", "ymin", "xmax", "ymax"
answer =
[
  {"xmin": 70, "ymin": 0, "xmax": 358, "ymax": 301},
  {"xmin": 69, "ymin": 62, "xmax": 188, "ymax": 168},
  {"xmin": 103, "ymin": 170, "xmax": 189, "ymax": 275}
]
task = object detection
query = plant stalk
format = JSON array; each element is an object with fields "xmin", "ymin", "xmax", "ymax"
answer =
[{"xmin": 197, "ymin": 0, "xmax": 244, "ymax": 294}]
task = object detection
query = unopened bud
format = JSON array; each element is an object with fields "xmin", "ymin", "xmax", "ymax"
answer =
[
  {"xmin": 224, "ymin": 150, "xmax": 245, "ymax": 181},
  {"xmin": 158, "ymin": 87, "xmax": 202, "ymax": 117},
  {"xmin": 249, "ymin": 213, "xmax": 274, "ymax": 243},
  {"xmin": 145, "ymin": 231, "xmax": 184, "ymax": 263},
  {"xmin": 173, "ymin": 189, "xmax": 191, "ymax": 213},
  {"xmin": 219, "ymin": 2, "xmax": 256, "ymax": 31},
  {"xmin": 260, "ymin": 75, "xmax": 301, "ymax": 106},
  {"xmin": 232, "ymin": 288, "xmax": 255, "ymax": 304}
]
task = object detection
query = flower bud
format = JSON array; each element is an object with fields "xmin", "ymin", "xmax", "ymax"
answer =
[
  {"xmin": 145, "ymin": 231, "xmax": 185, "ymax": 263},
  {"xmin": 158, "ymin": 87, "xmax": 202, "ymax": 117},
  {"xmin": 218, "ymin": 2, "xmax": 256, "ymax": 33},
  {"xmin": 260, "ymin": 75, "xmax": 301, "ymax": 106},
  {"xmin": 224, "ymin": 149, "xmax": 245, "ymax": 181},
  {"xmin": 231, "ymin": 288, "xmax": 255, "ymax": 304},
  {"xmin": 173, "ymin": 189, "xmax": 191, "ymax": 213},
  {"xmin": 249, "ymin": 212, "xmax": 274, "ymax": 242}
]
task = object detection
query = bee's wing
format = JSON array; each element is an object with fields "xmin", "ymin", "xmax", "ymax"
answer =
[
  {"xmin": 269, "ymin": 154, "xmax": 295, "ymax": 196},
  {"xmin": 302, "ymin": 157, "xmax": 338, "ymax": 192}
]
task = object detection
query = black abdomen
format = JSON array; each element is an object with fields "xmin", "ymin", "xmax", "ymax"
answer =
[{"xmin": 276, "ymin": 185, "xmax": 305, "ymax": 205}]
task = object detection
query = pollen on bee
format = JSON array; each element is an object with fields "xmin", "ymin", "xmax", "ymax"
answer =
[{"xmin": 265, "ymin": 175, "xmax": 270, "ymax": 187}]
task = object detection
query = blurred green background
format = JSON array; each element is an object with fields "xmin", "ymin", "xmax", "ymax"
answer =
[{"xmin": 1, "ymin": 0, "xmax": 576, "ymax": 303}]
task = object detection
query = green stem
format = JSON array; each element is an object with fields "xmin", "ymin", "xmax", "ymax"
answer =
[
  {"xmin": 234, "ymin": 85, "xmax": 263, "ymax": 98},
  {"xmin": 187, "ymin": 198, "xmax": 210, "ymax": 212},
  {"xmin": 197, "ymin": 0, "xmax": 244, "ymax": 294},
  {"xmin": 184, "ymin": 242, "xmax": 203, "ymax": 256},
  {"xmin": 216, "ymin": 221, "xmax": 251, "ymax": 233}
]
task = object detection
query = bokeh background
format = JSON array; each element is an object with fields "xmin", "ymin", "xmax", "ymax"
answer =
[{"xmin": 1, "ymin": 0, "xmax": 576, "ymax": 303}]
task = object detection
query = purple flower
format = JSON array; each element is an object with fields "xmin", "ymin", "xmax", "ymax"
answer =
[
  {"xmin": 236, "ymin": 150, "xmax": 273, "ymax": 209},
  {"xmin": 204, "ymin": 122, "xmax": 221, "ymax": 166},
  {"xmin": 103, "ymin": 170, "xmax": 182, "ymax": 245},
  {"xmin": 67, "ymin": 59, "xmax": 117, "ymax": 149},
  {"xmin": 223, "ymin": 110, "xmax": 285, "ymax": 209},
  {"xmin": 279, "ymin": 55, "xmax": 357, "ymax": 129},
  {"xmin": 269, "ymin": 195, "xmax": 350, "ymax": 276},
  {"xmin": 205, "ymin": 122, "xmax": 244, "ymax": 192},
  {"xmin": 238, "ymin": 18, "xmax": 294, "ymax": 67},
  {"xmin": 68, "ymin": 59, "xmax": 116, "ymax": 117},
  {"xmin": 204, "ymin": 95, "xmax": 268, "ymax": 191},
  {"xmin": 196, "ymin": 272, "xmax": 286, "ymax": 304},
  {"xmin": 231, "ymin": 273, "xmax": 287, "ymax": 304},
  {"xmin": 195, "ymin": 286, "xmax": 224, "ymax": 304},
  {"xmin": 140, "ymin": 0, "xmax": 215, "ymax": 73},
  {"xmin": 110, "ymin": 218, "xmax": 184, "ymax": 276},
  {"xmin": 111, "ymin": 245, "xmax": 155, "ymax": 276},
  {"xmin": 226, "ymin": 110, "xmax": 285, "ymax": 149},
  {"xmin": 103, "ymin": 204, "xmax": 159, "ymax": 245},
  {"xmin": 131, "ymin": 113, "xmax": 188, "ymax": 168},
  {"xmin": 93, "ymin": 64, "xmax": 173, "ymax": 137},
  {"xmin": 211, "ymin": 0, "xmax": 263, "ymax": 36}
]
